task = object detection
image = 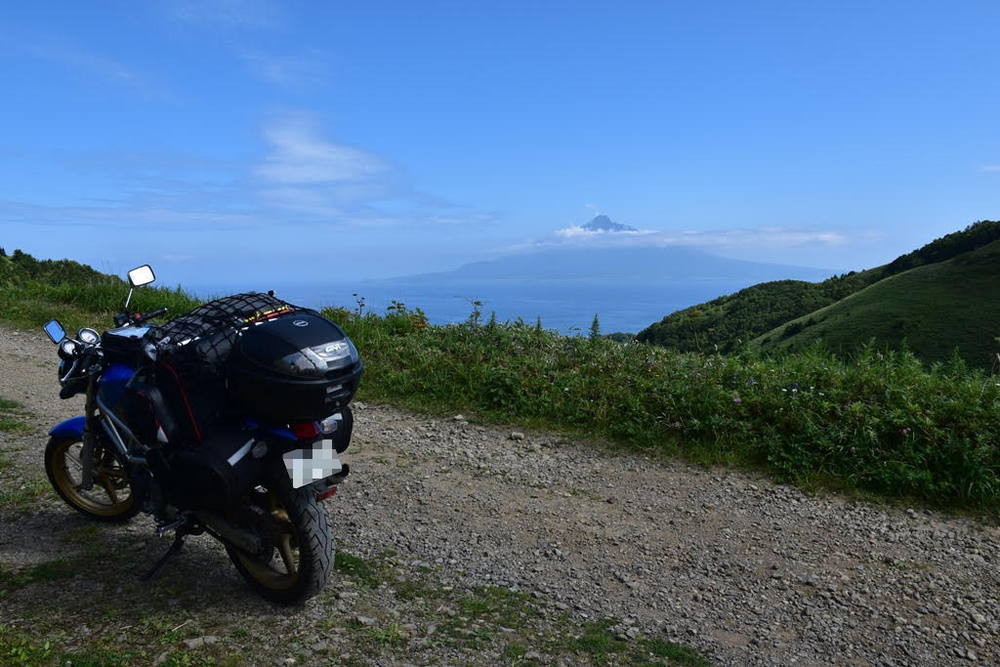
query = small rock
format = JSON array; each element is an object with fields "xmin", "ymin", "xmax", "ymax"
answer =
[
  {"xmin": 509, "ymin": 432, "xmax": 525, "ymax": 441},
  {"xmin": 353, "ymin": 402, "xmax": 367, "ymax": 410},
  {"xmin": 182, "ymin": 636, "xmax": 218, "ymax": 650},
  {"xmin": 453, "ymin": 414, "xmax": 466, "ymax": 422},
  {"xmin": 524, "ymin": 651, "xmax": 542, "ymax": 660},
  {"xmin": 355, "ymin": 615, "xmax": 377, "ymax": 627}
]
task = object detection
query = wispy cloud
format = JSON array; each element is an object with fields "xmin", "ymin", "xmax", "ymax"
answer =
[
  {"xmin": 15, "ymin": 37, "xmax": 169, "ymax": 99},
  {"xmin": 163, "ymin": 0, "xmax": 282, "ymax": 29},
  {"xmin": 0, "ymin": 198, "xmax": 258, "ymax": 230},
  {"xmin": 980, "ymin": 165, "xmax": 1000, "ymax": 173},
  {"xmin": 252, "ymin": 112, "xmax": 451, "ymax": 226},
  {"xmin": 239, "ymin": 49, "xmax": 331, "ymax": 88},
  {"xmin": 3, "ymin": 113, "xmax": 494, "ymax": 234},
  {"xmin": 256, "ymin": 114, "xmax": 387, "ymax": 184},
  {"xmin": 528, "ymin": 224, "xmax": 849, "ymax": 251}
]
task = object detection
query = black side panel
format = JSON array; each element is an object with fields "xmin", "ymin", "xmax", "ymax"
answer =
[
  {"xmin": 154, "ymin": 362, "xmax": 226, "ymax": 444},
  {"xmin": 118, "ymin": 380, "xmax": 182, "ymax": 444}
]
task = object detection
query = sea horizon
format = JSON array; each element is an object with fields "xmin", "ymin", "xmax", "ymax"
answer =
[{"xmin": 185, "ymin": 277, "xmax": 758, "ymax": 335}]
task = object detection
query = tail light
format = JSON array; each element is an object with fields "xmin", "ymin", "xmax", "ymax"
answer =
[{"xmin": 290, "ymin": 421, "xmax": 320, "ymax": 439}]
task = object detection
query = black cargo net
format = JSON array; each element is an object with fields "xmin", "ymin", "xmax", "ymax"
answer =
[
  {"xmin": 144, "ymin": 293, "xmax": 305, "ymax": 442},
  {"xmin": 147, "ymin": 292, "xmax": 300, "ymax": 377}
]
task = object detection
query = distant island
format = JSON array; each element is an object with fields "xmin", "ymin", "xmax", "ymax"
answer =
[{"xmin": 385, "ymin": 215, "xmax": 831, "ymax": 285}]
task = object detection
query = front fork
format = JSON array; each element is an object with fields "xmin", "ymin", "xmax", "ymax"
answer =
[{"xmin": 79, "ymin": 375, "xmax": 99, "ymax": 490}]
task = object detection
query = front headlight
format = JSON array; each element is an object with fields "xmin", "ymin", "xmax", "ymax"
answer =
[{"xmin": 58, "ymin": 338, "xmax": 80, "ymax": 360}]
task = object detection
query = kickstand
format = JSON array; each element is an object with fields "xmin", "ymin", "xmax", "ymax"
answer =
[{"xmin": 140, "ymin": 529, "xmax": 187, "ymax": 582}]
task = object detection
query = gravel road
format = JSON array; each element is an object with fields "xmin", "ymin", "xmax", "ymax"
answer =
[{"xmin": 1, "ymin": 324, "xmax": 998, "ymax": 665}]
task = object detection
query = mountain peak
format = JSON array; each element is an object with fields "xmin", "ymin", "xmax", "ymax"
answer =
[{"xmin": 582, "ymin": 215, "xmax": 637, "ymax": 233}]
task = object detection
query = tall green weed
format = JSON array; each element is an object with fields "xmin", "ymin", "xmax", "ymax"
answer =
[{"xmin": 325, "ymin": 304, "xmax": 1000, "ymax": 509}]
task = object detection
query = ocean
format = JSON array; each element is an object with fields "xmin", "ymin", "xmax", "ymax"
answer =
[{"xmin": 188, "ymin": 278, "xmax": 752, "ymax": 335}]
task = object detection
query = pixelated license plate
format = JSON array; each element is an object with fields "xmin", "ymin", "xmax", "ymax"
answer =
[{"xmin": 283, "ymin": 439, "xmax": 343, "ymax": 489}]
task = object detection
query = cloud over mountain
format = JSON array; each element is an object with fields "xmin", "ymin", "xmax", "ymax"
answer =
[{"xmin": 548, "ymin": 215, "xmax": 846, "ymax": 251}]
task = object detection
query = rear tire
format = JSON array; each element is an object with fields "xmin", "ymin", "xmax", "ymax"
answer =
[
  {"xmin": 44, "ymin": 436, "xmax": 140, "ymax": 522},
  {"xmin": 225, "ymin": 480, "xmax": 333, "ymax": 605}
]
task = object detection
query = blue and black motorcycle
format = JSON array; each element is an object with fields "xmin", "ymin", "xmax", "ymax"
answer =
[{"xmin": 41, "ymin": 265, "xmax": 362, "ymax": 603}]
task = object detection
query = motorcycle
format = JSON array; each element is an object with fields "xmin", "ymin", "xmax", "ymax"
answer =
[{"xmin": 40, "ymin": 264, "xmax": 363, "ymax": 604}]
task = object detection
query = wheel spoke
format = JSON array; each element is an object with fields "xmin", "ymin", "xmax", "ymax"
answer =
[{"xmin": 98, "ymin": 476, "xmax": 120, "ymax": 505}]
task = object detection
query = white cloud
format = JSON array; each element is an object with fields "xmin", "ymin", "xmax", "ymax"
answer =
[
  {"xmin": 239, "ymin": 50, "xmax": 330, "ymax": 88},
  {"xmin": 256, "ymin": 114, "xmax": 387, "ymax": 185},
  {"xmin": 15, "ymin": 37, "xmax": 168, "ymax": 99},
  {"xmin": 980, "ymin": 165, "xmax": 1000, "ymax": 173},
  {"xmin": 532, "ymin": 225, "xmax": 848, "ymax": 251},
  {"xmin": 555, "ymin": 225, "xmax": 646, "ymax": 239}
]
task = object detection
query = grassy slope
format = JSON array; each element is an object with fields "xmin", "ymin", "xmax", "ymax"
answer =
[
  {"xmin": 0, "ymin": 251, "xmax": 201, "ymax": 333},
  {"xmin": 635, "ymin": 271, "xmax": 873, "ymax": 352},
  {"xmin": 753, "ymin": 239, "xmax": 1000, "ymax": 368},
  {"xmin": 637, "ymin": 220, "xmax": 1000, "ymax": 357}
]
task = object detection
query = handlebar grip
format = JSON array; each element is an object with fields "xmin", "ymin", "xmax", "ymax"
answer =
[{"xmin": 143, "ymin": 307, "xmax": 168, "ymax": 321}]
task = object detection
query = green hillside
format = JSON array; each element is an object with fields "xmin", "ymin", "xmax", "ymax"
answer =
[
  {"xmin": 753, "ymin": 238, "xmax": 1000, "ymax": 368},
  {"xmin": 0, "ymin": 247, "xmax": 200, "ymax": 333},
  {"xmin": 635, "ymin": 272, "xmax": 870, "ymax": 352},
  {"xmin": 637, "ymin": 220, "xmax": 1000, "ymax": 355}
]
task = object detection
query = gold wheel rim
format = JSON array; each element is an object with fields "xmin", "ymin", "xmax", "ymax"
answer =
[
  {"xmin": 51, "ymin": 440, "xmax": 134, "ymax": 517},
  {"xmin": 233, "ymin": 491, "xmax": 303, "ymax": 591}
]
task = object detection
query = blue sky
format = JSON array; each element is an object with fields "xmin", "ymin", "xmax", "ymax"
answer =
[{"xmin": 2, "ymin": 0, "xmax": 999, "ymax": 286}]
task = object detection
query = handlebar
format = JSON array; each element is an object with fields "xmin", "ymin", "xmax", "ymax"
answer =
[
  {"xmin": 131, "ymin": 307, "xmax": 168, "ymax": 325},
  {"xmin": 143, "ymin": 306, "xmax": 169, "ymax": 321}
]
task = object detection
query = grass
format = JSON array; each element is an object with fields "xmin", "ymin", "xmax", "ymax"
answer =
[
  {"xmin": 0, "ymin": 398, "xmax": 30, "ymax": 433},
  {"xmin": 572, "ymin": 620, "xmax": 710, "ymax": 666},
  {"xmin": 0, "ymin": 479, "xmax": 50, "ymax": 514},
  {"xmin": 0, "ymin": 625, "xmax": 216, "ymax": 667},
  {"xmin": 0, "ymin": 559, "xmax": 76, "ymax": 597},
  {"xmin": 334, "ymin": 550, "xmax": 383, "ymax": 587},
  {"xmin": 0, "ymin": 250, "xmax": 201, "ymax": 334},
  {"xmin": 754, "ymin": 238, "xmax": 1000, "ymax": 367}
]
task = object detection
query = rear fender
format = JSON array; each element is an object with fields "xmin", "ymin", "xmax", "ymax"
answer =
[{"xmin": 49, "ymin": 416, "xmax": 86, "ymax": 440}]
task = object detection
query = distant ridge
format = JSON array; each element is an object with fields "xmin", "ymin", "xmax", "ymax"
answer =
[
  {"xmin": 638, "ymin": 220, "xmax": 1000, "ymax": 368},
  {"xmin": 386, "ymin": 246, "xmax": 830, "ymax": 284}
]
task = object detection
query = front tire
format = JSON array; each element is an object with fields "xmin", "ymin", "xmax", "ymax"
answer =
[
  {"xmin": 225, "ymin": 480, "xmax": 333, "ymax": 605},
  {"xmin": 44, "ymin": 436, "xmax": 140, "ymax": 522}
]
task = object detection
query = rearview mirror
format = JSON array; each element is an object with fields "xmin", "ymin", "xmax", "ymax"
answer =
[
  {"xmin": 128, "ymin": 265, "xmax": 156, "ymax": 287},
  {"xmin": 43, "ymin": 319, "xmax": 66, "ymax": 344}
]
